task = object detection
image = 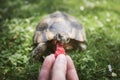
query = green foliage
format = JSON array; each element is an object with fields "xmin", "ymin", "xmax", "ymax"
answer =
[{"xmin": 0, "ymin": 0, "xmax": 120, "ymax": 80}]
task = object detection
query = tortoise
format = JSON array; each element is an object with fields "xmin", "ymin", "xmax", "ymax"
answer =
[{"xmin": 31, "ymin": 11, "xmax": 86, "ymax": 60}]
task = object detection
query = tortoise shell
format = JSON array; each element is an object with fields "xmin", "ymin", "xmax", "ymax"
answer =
[
  {"xmin": 31, "ymin": 11, "xmax": 86, "ymax": 60},
  {"xmin": 34, "ymin": 11, "xmax": 86, "ymax": 45}
]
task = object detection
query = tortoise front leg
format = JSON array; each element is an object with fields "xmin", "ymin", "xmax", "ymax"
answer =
[
  {"xmin": 31, "ymin": 43, "xmax": 47, "ymax": 60},
  {"xmin": 79, "ymin": 42, "xmax": 87, "ymax": 50}
]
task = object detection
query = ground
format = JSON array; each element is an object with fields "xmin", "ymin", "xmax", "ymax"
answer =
[{"xmin": 0, "ymin": 0, "xmax": 120, "ymax": 80}]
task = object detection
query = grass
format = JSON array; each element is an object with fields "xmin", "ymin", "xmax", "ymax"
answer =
[{"xmin": 0, "ymin": 0, "xmax": 120, "ymax": 80}]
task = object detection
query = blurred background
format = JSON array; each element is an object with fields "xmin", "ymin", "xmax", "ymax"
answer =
[{"xmin": 0, "ymin": 0, "xmax": 120, "ymax": 80}]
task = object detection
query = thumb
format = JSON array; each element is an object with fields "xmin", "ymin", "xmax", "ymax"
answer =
[{"xmin": 52, "ymin": 54, "xmax": 67, "ymax": 80}]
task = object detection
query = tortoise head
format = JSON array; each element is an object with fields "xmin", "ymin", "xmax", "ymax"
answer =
[{"xmin": 55, "ymin": 33, "xmax": 70, "ymax": 44}]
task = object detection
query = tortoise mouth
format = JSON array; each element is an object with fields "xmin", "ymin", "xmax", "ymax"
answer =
[
  {"xmin": 55, "ymin": 40, "xmax": 64, "ymax": 46},
  {"xmin": 53, "ymin": 39, "xmax": 65, "ymax": 46}
]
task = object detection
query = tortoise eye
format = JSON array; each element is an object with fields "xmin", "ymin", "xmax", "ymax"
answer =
[
  {"xmin": 66, "ymin": 38, "xmax": 70, "ymax": 43},
  {"xmin": 56, "ymin": 33, "xmax": 61, "ymax": 41}
]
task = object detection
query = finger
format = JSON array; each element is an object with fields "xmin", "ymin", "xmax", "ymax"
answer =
[
  {"xmin": 66, "ymin": 55, "xmax": 79, "ymax": 80},
  {"xmin": 52, "ymin": 54, "xmax": 67, "ymax": 80},
  {"xmin": 38, "ymin": 54, "xmax": 55, "ymax": 80}
]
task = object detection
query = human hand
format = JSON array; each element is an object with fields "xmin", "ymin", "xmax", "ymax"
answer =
[{"xmin": 38, "ymin": 54, "xmax": 79, "ymax": 80}]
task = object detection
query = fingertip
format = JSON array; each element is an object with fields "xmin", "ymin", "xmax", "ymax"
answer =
[
  {"xmin": 56, "ymin": 54, "xmax": 66, "ymax": 64},
  {"xmin": 66, "ymin": 55, "xmax": 75, "ymax": 70},
  {"xmin": 66, "ymin": 55, "xmax": 79, "ymax": 80},
  {"xmin": 43, "ymin": 54, "xmax": 55, "ymax": 68},
  {"xmin": 38, "ymin": 54, "xmax": 55, "ymax": 80},
  {"xmin": 58, "ymin": 54, "xmax": 66, "ymax": 57},
  {"xmin": 57, "ymin": 54, "xmax": 66, "ymax": 58},
  {"xmin": 49, "ymin": 54, "xmax": 56, "ymax": 61},
  {"xmin": 52, "ymin": 54, "xmax": 67, "ymax": 80},
  {"xmin": 66, "ymin": 55, "xmax": 71, "ymax": 61},
  {"xmin": 53, "ymin": 54, "xmax": 67, "ymax": 72}
]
